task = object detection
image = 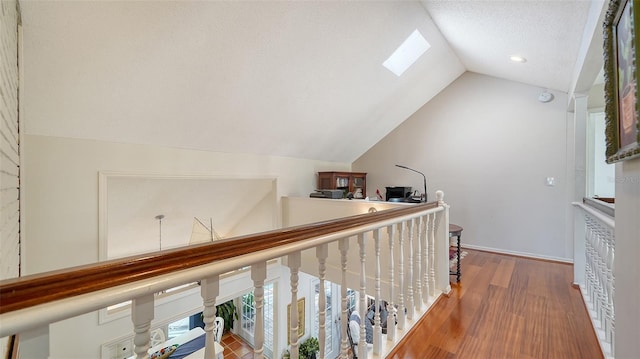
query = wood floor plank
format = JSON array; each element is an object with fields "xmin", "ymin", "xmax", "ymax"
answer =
[
  {"xmin": 490, "ymin": 258, "xmax": 516, "ymax": 288},
  {"xmin": 487, "ymin": 312, "xmax": 524, "ymax": 358},
  {"xmin": 456, "ymin": 335, "xmax": 486, "ymax": 358},
  {"xmin": 386, "ymin": 249, "xmax": 603, "ymax": 359},
  {"xmin": 449, "ymin": 261, "xmax": 482, "ymax": 298},
  {"xmin": 518, "ymin": 294, "xmax": 549, "ymax": 358}
]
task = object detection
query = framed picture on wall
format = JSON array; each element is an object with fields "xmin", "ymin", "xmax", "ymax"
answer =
[
  {"xmin": 603, "ymin": 0, "xmax": 640, "ymax": 163},
  {"xmin": 287, "ymin": 297, "xmax": 305, "ymax": 344}
]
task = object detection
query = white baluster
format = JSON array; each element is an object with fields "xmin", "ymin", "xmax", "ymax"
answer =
[
  {"xmin": 316, "ymin": 244, "xmax": 328, "ymax": 359},
  {"xmin": 579, "ymin": 207, "xmax": 616, "ymax": 358},
  {"xmin": 593, "ymin": 221, "xmax": 601, "ymax": 315},
  {"xmin": 605, "ymin": 227, "xmax": 615, "ymax": 349},
  {"xmin": 406, "ymin": 218, "xmax": 415, "ymax": 321},
  {"xmin": 584, "ymin": 221, "xmax": 594, "ymax": 309},
  {"xmin": 387, "ymin": 225, "xmax": 396, "ymax": 342},
  {"xmin": 397, "ymin": 222, "xmax": 405, "ymax": 331},
  {"xmin": 428, "ymin": 213, "xmax": 436, "ymax": 297},
  {"xmin": 132, "ymin": 293, "xmax": 154, "ymax": 359},
  {"xmin": 587, "ymin": 219, "xmax": 597, "ymax": 311},
  {"xmin": 422, "ymin": 214, "xmax": 430, "ymax": 304},
  {"xmin": 602, "ymin": 228, "xmax": 608, "ymax": 329},
  {"xmin": 357, "ymin": 233, "xmax": 367, "ymax": 359},
  {"xmin": 201, "ymin": 275, "xmax": 220, "ymax": 359},
  {"xmin": 288, "ymin": 252, "xmax": 301, "ymax": 359},
  {"xmin": 252, "ymin": 262, "xmax": 266, "ymax": 359},
  {"xmin": 339, "ymin": 238, "xmax": 350, "ymax": 359},
  {"xmin": 595, "ymin": 222, "xmax": 605, "ymax": 326},
  {"xmin": 372, "ymin": 228, "xmax": 382, "ymax": 355},
  {"xmin": 414, "ymin": 216, "xmax": 423, "ymax": 311}
]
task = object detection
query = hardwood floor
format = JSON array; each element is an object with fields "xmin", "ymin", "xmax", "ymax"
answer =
[{"xmin": 387, "ymin": 249, "xmax": 603, "ymax": 359}]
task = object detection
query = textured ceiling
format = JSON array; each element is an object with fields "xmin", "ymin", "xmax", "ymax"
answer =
[
  {"xmin": 422, "ymin": 0, "xmax": 592, "ymax": 93},
  {"xmin": 21, "ymin": 1, "xmax": 593, "ymax": 163}
]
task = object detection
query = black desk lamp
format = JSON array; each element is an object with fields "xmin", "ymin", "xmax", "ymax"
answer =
[{"xmin": 395, "ymin": 164, "xmax": 427, "ymax": 202}]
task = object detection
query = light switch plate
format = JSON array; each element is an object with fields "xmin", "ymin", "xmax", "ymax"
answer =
[{"xmin": 545, "ymin": 177, "xmax": 556, "ymax": 186}]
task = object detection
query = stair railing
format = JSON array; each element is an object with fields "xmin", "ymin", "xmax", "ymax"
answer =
[
  {"xmin": 573, "ymin": 199, "xmax": 615, "ymax": 359},
  {"xmin": 0, "ymin": 191, "xmax": 450, "ymax": 359}
]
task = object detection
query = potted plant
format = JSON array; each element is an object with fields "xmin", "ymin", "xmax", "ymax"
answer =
[
  {"xmin": 215, "ymin": 300, "xmax": 238, "ymax": 333},
  {"xmin": 282, "ymin": 337, "xmax": 319, "ymax": 359},
  {"xmin": 299, "ymin": 337, "xmax": 319, "ymax": 359}
]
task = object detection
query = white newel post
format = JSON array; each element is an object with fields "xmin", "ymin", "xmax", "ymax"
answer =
[
  {"xmin": 132, "ymin": 293, "xmax": 154, "ymax": 359},
  {"xmin": 316, "ymin": 244, "xmax": 328, "ymax": 359},
  {"xmin": 372, "ymin": 228, "xmax": 382, "ymax": 355},
  {"xmin": 357, "ymin": 233, "xmax": 367, "ymax": 359},
  {"xmin": 288, "ymin": 252, "xmax": 301, "ymax": 359},
  {"xmin": 339, "ymin": 238, "xmax": 350, "ymax": 359},
  {"xmin": 435, "ymin": 191, "xmax": 451, "ymax": 295},
  {"xmin": 252, "ymin": 262, "xmax": 267, "ymax": 359},
  {"xmin": 407, "ymin": 218, "xmax": 415, "ymax": 321},
  {"xmin": 573, "ymin": 204, "xmax": 586, "ymax": 286},
  {"xmin": 387, "ymin": 225, "xmax": 396, "ymax": 342},
  {"xmin": 201, "ymin": 275, "xmax": 220, "ymax": 359}
]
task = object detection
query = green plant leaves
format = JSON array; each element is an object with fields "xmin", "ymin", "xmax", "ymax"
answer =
[{"xmin": 215, "ymin": 300, "xmax": 238, "ymax": 333}]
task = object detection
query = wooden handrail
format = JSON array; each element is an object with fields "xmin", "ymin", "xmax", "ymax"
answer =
[{"xmin": 0, "ymin": 202, "xmax": 437, "ymax": 315}]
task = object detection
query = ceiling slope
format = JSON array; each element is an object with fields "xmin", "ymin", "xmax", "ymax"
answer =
[
  {"xmin": 21, "ymin": 1, "xmax": 464, "ymax": 163},
  {"xmin": 422, "ymin": 0, "xmax": 592, "ymax": 93}
]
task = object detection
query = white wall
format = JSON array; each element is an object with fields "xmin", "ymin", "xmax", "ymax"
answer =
[
  {"xmin": 0, "ymin": 0, "xmax": 20, "ymax": 282},
  {"xmin": 22, "ymin": 135, "xmax": 349, "ymax": 273},
  {"xmin": 102, "ymin": 175, "xmax": 277, "ymax": 259},
  {"xmin": 614, "ymin": 159, "xmax": 640, "ymax": 358},
  {"xmin": 21, "ymin": 134, "xmax": 350, "ymax": 358},
  {"xmin": 354, "ymin": 72, "xmax": 572, "ymax": 261},
  {"xmin": 0, "ymin": 1, "xmax": 20, "ymax": 356}
]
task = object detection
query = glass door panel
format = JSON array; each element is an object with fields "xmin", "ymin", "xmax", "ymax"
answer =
[{"xmin": 313, "ymin": 280, "xmax": 340, "ymax": 359}]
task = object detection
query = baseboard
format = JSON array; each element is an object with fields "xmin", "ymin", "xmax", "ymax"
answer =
[{"xmin": 461, "ymin": 244, "xmax": 573, "ymax": 264}]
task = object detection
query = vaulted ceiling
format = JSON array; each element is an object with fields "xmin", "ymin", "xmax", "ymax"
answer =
[{"xmin": 20, "ymin": 0, "xmax": 596, "ymax": 163}]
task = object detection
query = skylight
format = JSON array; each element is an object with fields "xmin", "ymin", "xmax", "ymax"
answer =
[{"xmin": 383, "ymin": 29, "xmax": 431, "ymax": 77}]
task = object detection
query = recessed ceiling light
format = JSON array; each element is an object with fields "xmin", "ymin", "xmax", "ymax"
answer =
[
  {"xmin": 383, "ymin": 30, "xmax": 431, "ymax": 77},
  {"xmin": 510, "ymin": 55, "xmax": 527, "ymax": 63}
]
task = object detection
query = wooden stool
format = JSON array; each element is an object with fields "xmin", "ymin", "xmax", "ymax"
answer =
[{"xmin": 449, "ymin": 223, "xmax": 463, "ymax": 282}]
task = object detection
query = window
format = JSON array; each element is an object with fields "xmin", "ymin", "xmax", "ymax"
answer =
[
  {"xmin": 346, "ymin": 288, "xmax": 357, "ymax": 315},
  {"xmin": 313, "ymin": 281, "xmax": 334, "ymax": 354},
  {"xmin": 240, "ymin": 283, "xmax": 274, "ymax": 358},
  {"xmin": 241, "ymin": 292, "xmax": 255, "ymax": 333},
  {"xmin": 587, "ymin": 112, "xmax": 615, "ymax": 198},
  {"xmin": 168, "ymin": 316, "xmax": 190, "ymax": 339},
  {"xmin": 264, "ymin": 283, "xmax": 274, "ymax": 355},
  {"xmin": 383, "ymin": 29, "xmax": 431, "ymax": 76}
]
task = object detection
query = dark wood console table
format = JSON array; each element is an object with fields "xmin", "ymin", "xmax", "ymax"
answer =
[{"xmin": 449, "ymin": 223, "xmax": 463, "ymax": 282}]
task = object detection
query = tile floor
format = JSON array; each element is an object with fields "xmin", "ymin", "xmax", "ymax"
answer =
[{"xmin": 220, "ymin": 332, "xmax": 254, "ymax": 359}]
